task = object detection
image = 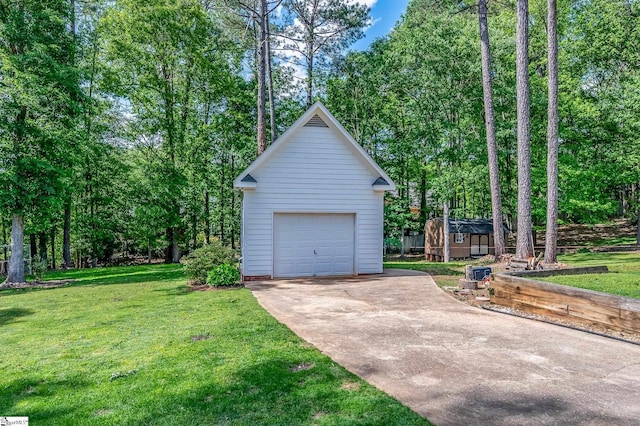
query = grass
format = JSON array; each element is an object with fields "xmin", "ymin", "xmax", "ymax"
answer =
[
  {"xmin": 590, "ymin": 236, "xmax": 637, "ymax": 246},
  {"xmin": 384, "ymin": 253, "xmax": 640, "ymax": 299},
  {"xmin": 537, "ymin": 252, "xmax": 640, "ymax": 299},
  {"xmin": 0, "ymin": 264, "xmax": 429, "ymax": 425},
  {"xmin": 385, "ymin": 252, "xmax": 640, "ymax": 299}
]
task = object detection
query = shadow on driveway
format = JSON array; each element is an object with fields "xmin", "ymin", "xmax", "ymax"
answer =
[{"xmin": 247, "ymin": 269, "xmax": 640, "ymax": 426}]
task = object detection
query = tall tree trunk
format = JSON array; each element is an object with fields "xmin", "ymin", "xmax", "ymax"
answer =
[
  {"xmin": 419, "ymin": 166, "xmax": 427, "ymax": 231},
  {"xmin": 63, "ymin": 201, "xmax": 72, "ymax": 268},
  {"xmin": 306, "ymin": 53, "xmax": 314, "ymax": 109},
  {"xmin": 191, "ymin": 207, "xmax": 197, "ymax": 251},
  {"xmin": 6, "ymin": 214, "xmax": 25, "ymax": 284},
  {"xmin": 220, "ymin": 160, "xmax": 226, "ymax": 243},
  {"xmin": 89, "ymin": 180, "xmax": 97, "ymax": 267},
  {"xmin": 305, "ymin": 1, "xmax": 316, "ymax": 110},
  {"xmin": 50, "ymin": 228, "xmax": 56, "ymax": 269},
  {"xmin": 165, "ymin": 227, "xmax": 180, "ymax": 263},
  {"xmin": 30, "ymin": 234, "xmax": 37, "ymax": 259},
  {"xmin": 172, "ymin": 238, "xmax": 180, "ymax": 263},
  {"xmin": 231, "ymin": 156, "xmax": 236, "ymax": 249},
  {"xmin": 544, "ymin": 0, "xmax": 559, "ymax": 264},
  {"xmin": 478, "ymin": 0, "xmax": 505, "ymax": 261},
  {"xmin": 515, "ymin": 0, "xmax": 534, "ymax": 259},
  {"xmin": 204, "ymin": 190, "xmax": 210, "ymax": 244},
  {"xmin": 637, "ymin": 210, "xmax": 640, "ymax": 245},
  {"xmin": 2, "ymin": 215, "xmax": 7, "ymax": 262},
  {"xmin": 39, "ymin": 232, "xmax": 47, "ymax": 264},
  {"xmin": 443, "ymin": 201, "xmax": 450, "ymax": 263},
  {"xmin": 165, "ymin": 228, "xmax": 173, "ymax": 263},
  {"xmin": 265, "ymin": 2, "xmax": 277, "ymax": 143},
  {"xmin": 256, "ymin": 0, "xmax": 268, "ymax": 154},
  {"xmin": 634, "ymin": 185, "xmax": 639, "ymax": 243}
]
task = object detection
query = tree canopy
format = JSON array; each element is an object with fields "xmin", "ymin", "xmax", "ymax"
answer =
[{"xmin": 1, "ymin": 0, "xmax": 639, "ymax": 277}]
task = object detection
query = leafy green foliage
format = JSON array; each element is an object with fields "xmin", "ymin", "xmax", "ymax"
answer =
[
  {"xmin": 182, "ymin": 241, "xmax": 235, "ymax": 284},
  {"xmin": 328, "ymin": 0, "xmax": 640, "ymax": 236},
  {"xmin": 207, "ymin": 263, "xmax": 240, "ymax": 287},
  {"xmin": 1, "ymin": 0, "xmax": 640, "ymax": 271},
  {"xmin": 30, "ymin": 258, "xmax": 48, "ymax": 281},
  {"xmin": 384, "ymin": 195, "xmax": 416, "ymax": 239}
]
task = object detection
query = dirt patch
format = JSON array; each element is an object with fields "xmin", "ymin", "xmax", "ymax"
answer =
[
  {"xmin": 289, "ymin": 362, "xmax": 314, "ymax": 372},
  {"xmin": 191, "ymin": 334, "xmax": 213, "ymax": 341},
  {"xmin": 341, "ymin": 380, "xmax": 361, "ymax": 391},
  {"xmin": 188, "ymin": 284, "xmax": 245, "ymax": 291},
  {"xmin": 0, "ymin": 279, "xmax": 76, "ymax": 290}
]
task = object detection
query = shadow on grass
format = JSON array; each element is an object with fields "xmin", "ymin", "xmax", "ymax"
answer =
[
  {"xmin": 51, "ymin": 264, "xmax": 185, "ymax": 286},
  {"xmin": 152, "ymin": 285, "xmax": 194, "ymax": 296},
  {"xmin": 64, "ymin": 269, "xmax": 185, "ymax": 287},
  {"xmin": 1, "ymin": 265, "xmax": 186, "ymax": 296},
  {"xmin": 0, "ymin": 376, "xmax": 90, "ymax": 421},
  {"xmin": 0, "ymin": 307, "xmax": 34, "ymax": 326},
  {"xmin": 133, "ymin": 358, "xmax": 428, "ymax": 425}
]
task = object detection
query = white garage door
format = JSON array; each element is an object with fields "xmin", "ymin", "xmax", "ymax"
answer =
[{"xmin": 273, "ymin": 213, "xmax": 355, "ymax": 278}]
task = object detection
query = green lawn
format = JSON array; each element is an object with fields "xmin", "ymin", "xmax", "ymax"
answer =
[
  {"xmin": 385, "ymin": 252, "xmax": 640, "ymax": 299},
  {"xmin": 590, "ymin": 236, "xmax": 637, "ymax": 246},
  {"xmin": 384, "ymin": 253, "xmax": 640, "ymax": 299},
  {"xmin": 538, "ymin": 252, "xmax": 640, "ymax": 299},
  {"xmin": 0, "ymin": 265, "xmax": 429, "ymax": 425}
]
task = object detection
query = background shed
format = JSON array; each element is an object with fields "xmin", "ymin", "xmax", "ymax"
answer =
[{"xmin": 424, "ymin": 218, "xmax": 509, "ymax": 261}]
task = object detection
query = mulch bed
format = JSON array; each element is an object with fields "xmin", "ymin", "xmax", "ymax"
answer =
[{"xmin": 188, "ymin": 283, "xmax": 245, "ymax": 291}]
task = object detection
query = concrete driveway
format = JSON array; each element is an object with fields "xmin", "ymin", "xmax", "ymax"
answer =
[{"xmin": 246, "ymin": 269, "xmax": 640, "ymax": 426}]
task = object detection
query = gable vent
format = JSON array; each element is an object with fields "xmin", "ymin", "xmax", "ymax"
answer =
[
  {"xmin": 373, "ymin": 177, "xmax": 389, "ymax": 186},
  {"xmin": 241, "ymin": 174, "xmax": 257, "ymax": 183},
  {"xmin": 304, "ymin": 114, "xmax": 329, "ymax": 128}
]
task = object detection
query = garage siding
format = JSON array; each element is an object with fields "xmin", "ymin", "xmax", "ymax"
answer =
[{"xmin": 241, "ymin": 124, "xmax": 384, "ymax": 277}]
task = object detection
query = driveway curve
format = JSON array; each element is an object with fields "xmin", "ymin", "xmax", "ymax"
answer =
[{"xmin": 246, "ymin": 269, "xmax": 640, "ymax": 426}]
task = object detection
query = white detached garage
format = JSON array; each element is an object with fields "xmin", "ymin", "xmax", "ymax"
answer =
[{"xmin": 233, "ymin": 102, "xmax": 395, "ymax": 280}]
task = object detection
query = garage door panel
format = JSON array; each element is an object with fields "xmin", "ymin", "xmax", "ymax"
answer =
[
  {"xmin": 295, "ymin": 261, "xmax": 314, "ymax": 276},
  {"xmin": 274, "ymin": 213, "xmax": 354, "ymax": 278},
  {"xmin": 335, "ymin": 246, "xmax": 352, "ymax": 256}
]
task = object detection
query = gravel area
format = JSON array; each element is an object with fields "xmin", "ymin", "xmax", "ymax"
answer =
[{"xmin": 483, "ymin": 303, "xmax": 640, "ymax": 345}]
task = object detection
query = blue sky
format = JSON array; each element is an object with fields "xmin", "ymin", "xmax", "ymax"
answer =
[{"xmin": 351, "ymin": 0, "xmax": 410, "ymax": 51}]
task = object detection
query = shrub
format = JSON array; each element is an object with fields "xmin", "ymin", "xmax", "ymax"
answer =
[
  {"xmin": 182, "ymin": 241, "xmax": 235, "ymax": 284},
  {"xmin": 207, "ymin": 264, "xmax": 240, "ymax": 287},
  {"xmin": 31, "ymin": 258, "xmax": 48, "ymax": 281}
]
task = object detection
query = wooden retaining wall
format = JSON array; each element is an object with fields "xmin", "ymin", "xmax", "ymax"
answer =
[{"xmin": 491, "ymin": 267, "xmax": 640, "ymax": 334}]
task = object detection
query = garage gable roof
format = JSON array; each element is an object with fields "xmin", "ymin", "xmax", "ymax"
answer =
[{"xmin": 233, "ymin": 102, "xmax": 396, "ymax": 191}]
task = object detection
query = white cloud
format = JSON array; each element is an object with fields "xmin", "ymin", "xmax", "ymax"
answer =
[
  {"xmin": 346, "ymin": 0, "xmax": 378, "ymax": 7},
  {"xmin": 365, "ymin": 16, "xmax": 381, "ymax": 32}
]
